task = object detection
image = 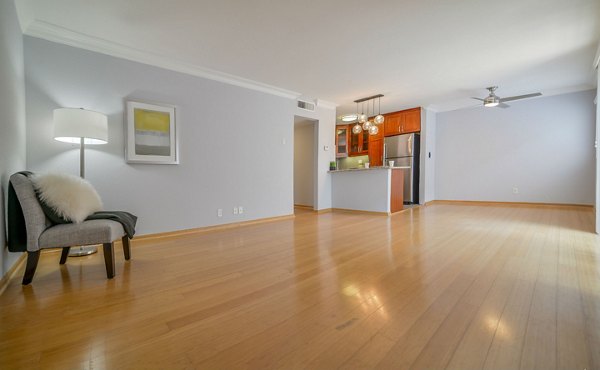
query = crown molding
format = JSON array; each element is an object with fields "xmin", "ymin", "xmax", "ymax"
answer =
[{"xmin": 24, "ymin": 20, "xmax": 302, "ymax": 100}]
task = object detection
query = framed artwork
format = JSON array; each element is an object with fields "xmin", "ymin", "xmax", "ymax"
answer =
[{"xmin": 126, "ymin": 101, "xmax": 179, "ymax": 164}]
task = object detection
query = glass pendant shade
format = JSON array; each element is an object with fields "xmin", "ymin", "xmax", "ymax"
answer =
[
  {"xmin": 358, "ymin": 113, "xmax": 367, "ymax": 123},
  {"xmin": 362, "ymin": 120, "xmax": 372, "ymax": 130},
  {"xmin": 352, "ymin": 123, "xmax": 363, "ymax": 134},
  {"xmin": 374, "ymin": 114, "xmax": 384, "ymax": 124},
  {"xmin": 369, "ymin": 125, "xmax": 379, "ymax": 135}
]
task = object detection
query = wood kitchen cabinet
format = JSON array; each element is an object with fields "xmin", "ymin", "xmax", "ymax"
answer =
[
  {"xmin": 335, "ymin": 125, "xmax": 349, "ymax": 158},
  {"xmin": 384, "ymin": 108, "xmax": 421, "ymax": 137},
  {"xmin": 368, "ymin": 123, "xmax": 384, "ymax": 166},
  {"xmin": 349, "ymin": 127, "xmax": 369, "ymax": 156},
  {"xmin": 368, "ymin": 138, "xmax": 384, "ymax": 166},
  {"xmin": 402, "ymin": 108, "xmax": 421, "ymax": 133}
]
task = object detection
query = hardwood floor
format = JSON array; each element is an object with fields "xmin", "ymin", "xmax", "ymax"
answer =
[{"xmin": 1, "ymin": 203, "xmax": 599, "ymax": 369}]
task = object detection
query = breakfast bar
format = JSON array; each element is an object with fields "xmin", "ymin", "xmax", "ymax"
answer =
[{"xmin": 330, "ymin": 167, "xmax": 406, "ymax": 214}]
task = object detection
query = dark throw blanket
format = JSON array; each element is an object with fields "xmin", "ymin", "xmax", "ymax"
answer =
[
  {"xmin": 87, "ymin": 211, "xmax": 137, "ymax": 239},
  {"xmin": 7, "ymin": 174, "xmax": 29, "ymax": 252}
]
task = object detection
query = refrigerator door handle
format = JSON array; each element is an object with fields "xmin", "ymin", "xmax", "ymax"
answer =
[
  {"xmin": 407, "ymin": 134, "xmax": 413, "ymax": 156},
  {"xmin": 383, "ymin": 143, "xmax": 387, "ymax": 164}
]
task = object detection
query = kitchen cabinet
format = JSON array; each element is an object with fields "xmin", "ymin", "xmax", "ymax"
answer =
[
  {"xmin": 383, "ymin": 108, "xmax": 421, "ymax": 137},
  {"xmin": 402, "ymin": 108, "xmax": 421, "ymax": 133},
  {"xmin": 368, "ymin": 123, "xmax": 384, "ymax": 166},
  {"xmin": 383, "ymin": 112, "xmax": 403, "ymax": 136},
  {"xmin": 335, "ymin": 125, "xmax": 349, "ymax": 158},
  {"xmin": 369, "ymin": 138, "xmax": 384, "ymax": 166},
  {"xmin": 349, "ymin": 127, "xmax": 369, "ymax": 156}
]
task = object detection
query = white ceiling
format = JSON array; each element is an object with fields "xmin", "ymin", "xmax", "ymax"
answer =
[{"xmin": 16, "ymin": 0, "xmax": 600, "ymax": 117}]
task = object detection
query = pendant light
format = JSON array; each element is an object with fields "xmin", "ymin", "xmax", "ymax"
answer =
[
  {"xmin": 368, "ymin": 99, "xmax": 378, "ymax": 135},
  {"xmin": 374, "ymin": 96, "xmax": 384, "ymax": 124},
  {"xmin": 358, "ymin": 101, "xmax": 368, "ymax": 124},
  {"xmin": 352, "ymin": 102, "xmax": 363, "ymax": 134},
  {"xmin": 362, "ymin": 101, "xmax": 372, "ymax": 131},
  {"xmin": 369, "ymin": 123, "xmax": 379, "ymax": 135},
  {"xmin": 350, "ymin": 94, "xmax": 384, "ymax": 135}
]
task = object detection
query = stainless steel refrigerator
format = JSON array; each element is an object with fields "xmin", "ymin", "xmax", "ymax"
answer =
[{"xmin": 384, "ymin": 133, "xmax": 420, "ymax": 204}]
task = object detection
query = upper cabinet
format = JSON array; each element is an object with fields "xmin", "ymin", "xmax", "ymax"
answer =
[
  {"xmin": 336, "ymin": 125, "xmax": 349, "ymax": 158},
  {"xmin": 349, "ymin": 128, "xmax": 369, "ymax": 156},
  {"xmin": 383, "ymin": 107, "xmax": 421, "ymax": 137},
  {"xmin": 402, "ymin": 108, "xmax": 421, "ymax": 133}
]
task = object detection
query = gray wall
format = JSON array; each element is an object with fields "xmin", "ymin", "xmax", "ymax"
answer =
[
  {"xmin": 435, "ymin": 90, "xmax": 596, "ymax": 205},
  {"xmin": 0, "ymin": 0, "xmax": 27, "ymax": 278},
  {"xmin": 421, "ymin": 108, "xmax": 436, "ymax": 203},
  {"xmin": 24, "ymin": 37, "xmax": 313, "ymax": 235},
  {"xmin": 293, "ymin": 121, "xmax": 315, "ymax": 207}
]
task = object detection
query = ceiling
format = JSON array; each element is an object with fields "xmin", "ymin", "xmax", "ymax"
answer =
[{"xmin": 15, "ymin": 0, "xmax": 600, "ymax": 118}]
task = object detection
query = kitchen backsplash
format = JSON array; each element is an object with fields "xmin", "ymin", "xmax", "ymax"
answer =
[{"xmin": 336, "ymin": 155, "xmax": 370, "ymax": 170}]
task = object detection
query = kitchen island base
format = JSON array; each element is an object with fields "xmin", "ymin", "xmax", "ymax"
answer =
[{"xmin": 330, "ymin": 167, "xmax": 405, "ymax": 214}]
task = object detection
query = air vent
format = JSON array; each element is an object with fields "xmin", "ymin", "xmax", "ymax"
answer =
[{"xmin": 297, "ymin": 99, "xmax": 316, "ymax": 111}]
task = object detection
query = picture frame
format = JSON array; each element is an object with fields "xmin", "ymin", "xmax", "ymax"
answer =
[{"xmin": 125, "ymin": 101, "xmax": 179, "ymax": 164}]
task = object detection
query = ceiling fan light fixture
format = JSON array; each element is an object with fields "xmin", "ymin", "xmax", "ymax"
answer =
[{"xmin": 483, "ymin": 96, "xmax": 499, "ymax": 107}]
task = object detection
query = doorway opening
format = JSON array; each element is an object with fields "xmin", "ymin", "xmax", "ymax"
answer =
[{"xmin": 293, "ymin": 116, "xmax": 318, "ymax": 212}]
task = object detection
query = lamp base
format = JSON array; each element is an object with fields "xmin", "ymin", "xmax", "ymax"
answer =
[{"xmin": 68, "ymin": 246, "xmax": 98, "ymax": 257}]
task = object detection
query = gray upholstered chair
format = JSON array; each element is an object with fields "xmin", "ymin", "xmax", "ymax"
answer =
[{"xmin": 9, "ymin": 172, "xmax": 131, "ymax": 285}]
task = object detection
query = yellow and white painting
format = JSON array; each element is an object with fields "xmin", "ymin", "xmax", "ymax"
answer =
[
  {"xmin": 134, "ymin": 108, "xmax": 171, "ymax": 156},
  {"xmin": 126, "ymin": 101, "xmax": 178, "ymax": 164}
]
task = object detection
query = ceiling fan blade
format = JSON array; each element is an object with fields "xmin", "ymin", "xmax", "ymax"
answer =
[
  {"xmin": 497, "ymin": 103, "xmax": 510, "ymax": 109},
  {"xmin": 499, "ymin": 92, "xmax": 542, "ymax": 103},
  {"xmin": 471, "ymin": 97, "xmax": 485, "ymax": 101}
]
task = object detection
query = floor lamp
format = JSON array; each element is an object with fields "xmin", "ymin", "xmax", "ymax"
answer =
[{"xmin": 54, "ymin": 107, "xmax": 108, "ymax": 256}]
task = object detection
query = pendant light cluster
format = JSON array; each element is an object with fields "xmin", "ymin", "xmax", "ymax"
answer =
[{"xmin": 350, "ymin": 94, "xmax": 385, "ymax": 135}]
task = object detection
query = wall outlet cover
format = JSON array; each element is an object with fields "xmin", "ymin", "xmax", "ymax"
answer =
[
  {"xmin": 239, "ymin": 206, "xmax": 244, "ymax": 214},
  {"xmin": 233, "ymin": 207, "xmax": 238, "ymax": 215}
]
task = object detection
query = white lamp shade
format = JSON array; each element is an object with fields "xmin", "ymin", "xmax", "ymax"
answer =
[{"xmin": 54, "ymin": 108, "xmax": 108, "ymax": 144}]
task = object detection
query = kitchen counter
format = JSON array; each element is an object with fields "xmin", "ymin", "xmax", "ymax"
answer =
[
  {"xmin": 330, "ymin": 167, "xmax": 404, "ymax": 214},
  {"xmin": 329, "ymin": 166, "xmax": 410, "ymax": 173}
]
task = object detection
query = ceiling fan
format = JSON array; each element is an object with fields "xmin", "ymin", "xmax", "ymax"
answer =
[{"xmin": 472, "ymin": 86, "xmax": 542, "ymax": 108}]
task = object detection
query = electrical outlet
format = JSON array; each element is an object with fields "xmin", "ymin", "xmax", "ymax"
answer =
[
  {"xmin": 233, "ymin": 207, "xmax": 238, "ymax": 215},
  {"xmin": 513, "ymin": 187, "xmax": 519, "ymax": 194},
  {"xmin": 217, "ymin": 208, "xmax": 223, "ymax": 217},
  {"xmin": 239, "ymin": 206, "xmax": 244, "ymax": 214}
]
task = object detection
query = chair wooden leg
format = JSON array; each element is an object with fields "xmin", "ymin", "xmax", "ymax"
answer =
[
  {"xmin": 103, "ymin": 242, "xmax": 115, "ymax": 279},
  {"xmin": 122, "ymin": 236, "xmax": 131, "ymax": 261},
  {"xmin": 22, "ymin": 251, "xmax": 41, "ymax": 285},
  {"xmin": 59, "ymin": 247, "xmax": 70, "ymax": 264}
]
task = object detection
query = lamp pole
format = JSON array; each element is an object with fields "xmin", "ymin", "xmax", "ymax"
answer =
[{"xmin": 80, "ymin": 137, "xmax": 85, "ymax": 179}]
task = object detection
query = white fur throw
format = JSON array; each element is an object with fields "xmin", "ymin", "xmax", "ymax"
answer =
[{"xmin": 33, "ymin": 173, "xmax": 103, "ymax": 223}]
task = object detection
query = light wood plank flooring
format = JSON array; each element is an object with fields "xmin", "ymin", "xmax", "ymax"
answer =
[{"xmin": 1, "ymin": 203, "xmax": 599, "ymax": 369}]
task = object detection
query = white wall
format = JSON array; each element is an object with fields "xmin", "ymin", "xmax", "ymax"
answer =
[
  {"xmin": 24, "ymin": 37, "xmax": 339, "ymax": 235},
  {"xmin": 435, "ymin": 90, "xmax": 596, "ymax": 205},
  {"xmin": 293, "ymin": 105, "xmax": 336, "ymax": 211},
  {"xmin": 420, "ymin": 108, "xmax": 437, "ymax": 203},
  {"xmin": 595, "ymin": 49, "xmax": 599, "ymax": 232},
  {"xmin": 0, "ymin": 0, "xmax": 27, "ymax": 278},
  {"xmin": 293, "ymin": 121, "xmax": 315, "ymax": 207}
]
